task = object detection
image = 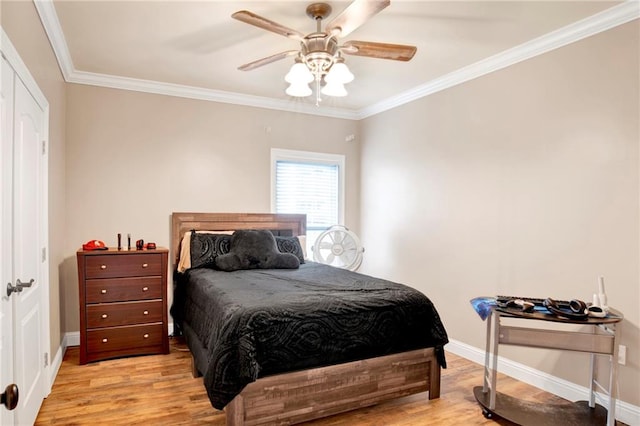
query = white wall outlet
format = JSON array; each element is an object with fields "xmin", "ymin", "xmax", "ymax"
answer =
[{"xmin": 618, "ymin": 345, "xmax": 626, "ymax": 365}]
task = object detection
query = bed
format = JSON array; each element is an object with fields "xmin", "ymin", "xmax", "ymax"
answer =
[{"xmin": 170, "ymin": 212, "xmax": 449, "ymax": 425}]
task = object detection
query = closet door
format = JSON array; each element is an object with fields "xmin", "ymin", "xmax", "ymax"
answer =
[
  {"xmin": 0, "ymin": 55, "xmax": 16, "ymax": 426},
  {"xmin": 12, "ymin": 69, "xmax": 47, "ymax": 426},
  {"xmin": 0, "ymin": 55, "xmax": 48, "ymax": 425}
]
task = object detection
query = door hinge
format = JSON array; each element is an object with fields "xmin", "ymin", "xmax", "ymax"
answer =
[
  {"xmin": 44, "ymin": 352, "xmax": 48, "ymax": 367},
  {"xmin": 42, "ymin": 140, "xmax": 46, "ymax": 155},
  {"xmin": 41, "ymin": 247, "xmax": 46, "ymax": 262}
]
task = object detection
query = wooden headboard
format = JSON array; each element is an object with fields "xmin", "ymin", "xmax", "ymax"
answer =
[{"xmin": 170, "ymin": 212, "xmax": 307, "ymax": 269}]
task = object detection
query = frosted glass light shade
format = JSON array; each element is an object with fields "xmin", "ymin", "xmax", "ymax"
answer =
[
  {"xmin": 285, "ymin": 62, "xmax": 313, "ymax": 84},
  {"xmin": 321, "ymin": 81, "xmax": 347, "ymax": 97},
  {"xmin": 325, "ymin": 62, "xmax": 354, "ymax": 84},
  {"xmin": 286, "ymin": 82, "xmax": 312, "ymax": 97}
]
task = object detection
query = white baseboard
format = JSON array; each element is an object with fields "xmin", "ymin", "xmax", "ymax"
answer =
[
  {"xmin": 446, "ymin": 339, "xmax": 640, "ymax": 426},
  {"xmin": 47, "ymin": 342, "xmax": 65, "ymax": 394},
  {"xmin": 64, "ymin": 331, "xmax": 80, "ymax": 347},
  {"xmin": 46, "ymin": 331, "xmax": 77, "ymax": 393}
]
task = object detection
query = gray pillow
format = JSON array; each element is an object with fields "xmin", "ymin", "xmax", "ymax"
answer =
[
  {"xmin": 215, "ymin": 230, "xmax": 300, "ymax": 272},
  {"xmin": 275, "ymin": 236, "xmax": 305, "ymax": 264},
  {"xmin": 190, "ymin": 232, "xmax": 231, "ymax": 269}
]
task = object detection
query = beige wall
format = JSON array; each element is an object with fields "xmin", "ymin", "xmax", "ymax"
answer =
[
  {"xmin": 2, "ymin": 1, "xmax": 67, "ymax": 360},
  {"xmin": 359, "ymin": 21, "xmax": 639, "ymax": 407},
  {"xmin": 63, "ymin": 84, "xmax": 360, "ymax": 332},
  {"xmin": 4, "ymin": 0, "xmax": 639, "ymax": 414}
]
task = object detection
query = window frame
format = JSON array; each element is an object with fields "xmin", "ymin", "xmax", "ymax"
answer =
[{"xmin": 270, "ymin": 148, "xmax": 345, "ymax": 228}]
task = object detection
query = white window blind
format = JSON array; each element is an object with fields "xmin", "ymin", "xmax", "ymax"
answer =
[
  {"xmin": 275, "ymin": 160, "xmax": 339, "ymax": 231},
  {"xmin": 271, "ymin": 149, "xmax": 345, "ymax": 254}
]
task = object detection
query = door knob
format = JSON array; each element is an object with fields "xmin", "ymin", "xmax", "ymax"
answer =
[
  {"xmin": 6, "ymin": 283, "xmax": 21, "ymax": 297},
  {"xmin": 6, "ymin": 279, "xmax": 34, "ymax": 297},
  {"xmin": 16, "ymin": 279, "xmax": 34, "ymax": 289},
  {"xmin": 1, "ymin": 384, "xmax": 18, "ymax": 410}
]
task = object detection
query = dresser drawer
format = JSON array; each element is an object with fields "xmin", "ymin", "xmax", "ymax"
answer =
[
  {"xmin": 84, "ymin": 253, "xmax": 163, "ymax": 279},
  {"xmin": 86, "ymin": 300, "xmax": 163, "ymax": 328},
  {"xmin": 86, "ymin": 323, "xmax": 164, "ymax": 354},
  {"xmin": 85, "ymin": 276, "xmax": 162, "ymax": 303}
]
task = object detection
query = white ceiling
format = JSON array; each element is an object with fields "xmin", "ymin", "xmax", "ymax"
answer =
[{"xmin": 44, "ymin": 0, "xmax": 635, "ymax": 118}]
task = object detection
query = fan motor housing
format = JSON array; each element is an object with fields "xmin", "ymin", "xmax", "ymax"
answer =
[{"xmin": 301, "ymin": 34, "xmax": 338, "ymax": 73}]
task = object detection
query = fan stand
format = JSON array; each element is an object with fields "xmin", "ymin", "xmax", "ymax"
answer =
[{"xmin": 312, "ymin": 225, "xmax": 364, "ymax": 271}]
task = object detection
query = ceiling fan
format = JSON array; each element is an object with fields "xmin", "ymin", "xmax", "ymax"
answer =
[{"xmin": 232, "ymin": 0, "xmax": 417, "ymax": 103}]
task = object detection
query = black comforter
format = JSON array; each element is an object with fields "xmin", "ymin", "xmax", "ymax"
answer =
[{"xmin": 171, "ymin": 262, "xmax": 448, "ymax": 409}]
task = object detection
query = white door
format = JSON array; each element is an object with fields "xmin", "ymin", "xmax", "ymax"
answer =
[
  {"xmin": 13, "ymin": 65, "xmax": 48, "ymax": 426},
  {"xmin": 1, "ymin": 53, "xmax": 49, "ymax": 425},
  {"xmin": 1, "ymin": 55, "xmax": 17, "ymax": 426}
]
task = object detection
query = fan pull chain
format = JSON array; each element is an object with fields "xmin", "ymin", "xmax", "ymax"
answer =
[{"xmin": 315, "ymin": 77, "xmax": 322, "ymax": 106}]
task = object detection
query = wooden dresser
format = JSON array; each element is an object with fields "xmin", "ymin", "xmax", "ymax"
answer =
[{"xmin": 76, "ymin": 248, "xmax": 170, "ymax": 364}]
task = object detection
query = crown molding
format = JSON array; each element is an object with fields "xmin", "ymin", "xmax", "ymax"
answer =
[
  {"xmin": 65, "ymin": 69, "xmax": 360, "ymax": 120},
  {"xmin": 34, "ymin": 0, "xmax": 638, "ymax": 121},
  {"xmin": 357, "ymin": 0, "xmax": 640, "ymax": 119},
  {"xmin": 33, "ymin": 0, "xmax": 73, "ymax": 81}
]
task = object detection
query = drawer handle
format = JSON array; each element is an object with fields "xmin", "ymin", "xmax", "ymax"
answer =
[
  {"xmin": 101, "ymin": 314, "xmax": 108, "ymax": 319},
  {"xmin": 143, "ymin": 310, "xmax": 149, "ymax": 315},
  {"xmin": 143, "ymin": 334, "xmax": 149, "ymax": 339},
  {"xmin": 102, "ymin": 338, "xmax": 108, "ymax": 343},
  {"xmin": 101, "ymin": 289, "xmax": 107, "ymax": 294},
  {"xmin": 100, "ymin": 265, "xmax": 107, "ymax": 270},
  {"xmin": 142, "ymin": 287, "xmax": 149, "ymax": 292},
  {"xmin": 142, "ymin": 263, "xmax": 148, "ymax": 268}
]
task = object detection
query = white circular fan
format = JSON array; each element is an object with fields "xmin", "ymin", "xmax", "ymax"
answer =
[{"xmin": 312, "ymin": 225, "xmax": 364, "ymax": 271}]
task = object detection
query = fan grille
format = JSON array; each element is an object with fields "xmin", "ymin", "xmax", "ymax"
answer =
[{"xmin": 312, "ymin": 225, "xmax": 364, "ymax": 271}]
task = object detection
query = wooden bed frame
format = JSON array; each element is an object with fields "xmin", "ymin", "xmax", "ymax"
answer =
[{"xmin": 171, "ymin": 212, "xmax": 442, "ymax": 426}]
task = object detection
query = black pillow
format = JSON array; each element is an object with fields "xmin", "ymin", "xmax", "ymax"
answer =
[
  {"xmin": 275, "ymin": 236, "xmax": 305, "ymax": 264},
  {"xmin": 215, "ymin": 230, "xmax": 300, "ymax": 272},
  {"xmin": 190, "ymin": 232, "xmax": 232, "ymax": 269}
]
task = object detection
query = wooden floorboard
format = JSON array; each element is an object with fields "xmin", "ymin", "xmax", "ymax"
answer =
[{"xmin": 35, "ymin": 337, "xmax": 579, "ymax": 425}]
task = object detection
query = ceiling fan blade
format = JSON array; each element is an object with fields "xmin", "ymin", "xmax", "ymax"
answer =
[
  {"xmin": 232, "ymin": 10, "xmax": 304, "ymax": 40},
  {"xmin": 342, "ymin": 40, "xmax": 417, "ymax": 61},
  {"xmin": 238, "ymin": 50, "xmax": 299, "ymax": 71},
  {"xmin": 325, "ymin": 0, "xmax": 390, "ymax": 38}
]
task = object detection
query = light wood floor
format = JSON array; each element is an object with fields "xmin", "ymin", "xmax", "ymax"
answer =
[{"xmin": 34, "ymin": 338, "xmax": 574, "ymax": 425}]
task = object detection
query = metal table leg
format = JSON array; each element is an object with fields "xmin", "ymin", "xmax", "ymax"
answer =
[
  {"xmin": 489, "ymin": 311, "xmax": 500, "ymax": 409},
  {"xmin": 589, "ymin": 352, "xmax": 597, "ymax": 408},
  {"xmin": 482, "ymin": 309, "xmax": 492, "ymax": 394},
  {"xmin": 607, "ymin": 323, "xmax": 620, "ymax": 426}
]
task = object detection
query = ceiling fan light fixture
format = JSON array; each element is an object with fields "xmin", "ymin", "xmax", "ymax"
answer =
[
  {"xmin": 325, "ymin": 61, "xmax": 354, "ymax": 84},
  {"xmin": 321, "ymin": 80, "xmax": 348, "ymax": 97},
  {"xmin": 286, "ymin": 81, "xmax": 313, "ymax": 97},
  {"xmin": 285, "ymin": 62, "xmax": 314, "ymax": 84}
]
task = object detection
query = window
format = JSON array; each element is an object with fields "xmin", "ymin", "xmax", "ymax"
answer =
[{"xmin": 271, "ymin": 149, "xmax": 345, "ymax": 255}]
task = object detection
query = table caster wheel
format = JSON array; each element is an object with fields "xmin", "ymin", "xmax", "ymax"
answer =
[{"xmin": 482, "ymin": 408, "xmax": 493, "ymax": 419}]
